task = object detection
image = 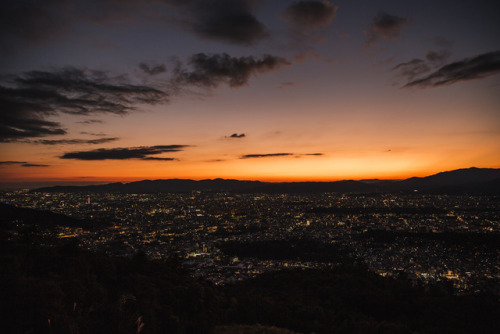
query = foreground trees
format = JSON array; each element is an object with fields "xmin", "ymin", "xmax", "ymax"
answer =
[{"xmin": 2, "ymin": 238, "xmax": 499, "ymax": 334}]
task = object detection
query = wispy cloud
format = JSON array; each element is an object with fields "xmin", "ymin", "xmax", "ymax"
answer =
[
  {"xmin": 60, "ymin": 145, "xmax": 189, "ymax": 160},
  {"xmin": 33, "ymin": 138, "xmax": 119, "ymax": 145},
  {"xmin": 0, "ymin": 161, "xmax": 49, "ymax": 167},
  {"xmin": 404, "ymin": 51, "xmax": 500, "ymax": 87},
  {"xmin": 21, "ymin": 163, "xmax": 50, "ymax": 167},
  {"xmin": 80, "ymin": 132, "xmax": 107, "ymax": 137},
  {"xmin": 393, "ymin": 59, "xmax": 430, "ymax": 81},
  {"xmin": 241, "ymin": 153, "xmax": 294, "ymax": 159},
  {"xmin": 141, "ymin": 157, "xmax": 177, "ymax": 161},
  {"xmin": 77, "ymin": 119, "xmax": 104, "ymax": 125},
  {"xmin": 301, "ymin": 153, "xmax": 324, "ymax": 156},
  {"xmin": 393, "ymin": 50, "xmax": 452, "ymax": 83},
  {"xmin": 0, "ymin": 161, "xmax": 27, "ymax": 165},
  {"xmin": 240, "ymin": 152, "xmax": 324, "ymax": 159}
]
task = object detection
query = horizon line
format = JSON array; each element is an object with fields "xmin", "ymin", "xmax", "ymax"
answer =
[{"xmin": 1, "ymin": 166, "xmax": 498, "ymax": 191}]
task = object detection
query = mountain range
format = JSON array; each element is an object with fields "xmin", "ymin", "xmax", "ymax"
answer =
[{"xmin": 32, "ymin": 167, "xmax": 500, "ymax": 194}]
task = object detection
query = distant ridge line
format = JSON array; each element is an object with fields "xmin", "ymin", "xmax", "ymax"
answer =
[{"xmin": 29, "ymin": 168, "xmax": 500, "ymax": 195}]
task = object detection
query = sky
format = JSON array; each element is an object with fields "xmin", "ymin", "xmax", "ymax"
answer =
[{"xmin": 1, "ymin": 0, "xmax": 499, "ymax": 188}]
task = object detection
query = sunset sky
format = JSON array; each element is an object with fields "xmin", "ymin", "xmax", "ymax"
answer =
[{"xmin": 1, "ymin": 0, "xmax": 499, "ymax": 188}]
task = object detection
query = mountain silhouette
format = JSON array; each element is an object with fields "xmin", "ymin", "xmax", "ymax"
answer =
[{"xmin": 31, "ymin": 167, "xmax": 500, "ymax": 194}]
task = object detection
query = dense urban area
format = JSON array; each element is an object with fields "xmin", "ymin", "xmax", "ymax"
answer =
[{"xmin": 2, "ymin": 190, "xmax": 499, "ymax": 295}]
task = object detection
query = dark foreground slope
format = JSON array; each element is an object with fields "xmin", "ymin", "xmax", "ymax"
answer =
[
  {"xmin": 0, "ymin": 203, "xmax": 94, "ymax": 230},
  {"xmin": 31, "ymin": 167, "xmax": 500, "ymax": 194},
  {"xmin": 0, "ymin": 241, "xmax": 216, "ymax": 334},
  {"xmin": 2, "ymin": 238, "xmax": 499, "ymax": 334}
]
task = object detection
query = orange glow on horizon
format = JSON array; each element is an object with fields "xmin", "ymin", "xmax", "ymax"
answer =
[{"xmin": 2, "ymin": 158, "xmax": 499, "ymax": 188}]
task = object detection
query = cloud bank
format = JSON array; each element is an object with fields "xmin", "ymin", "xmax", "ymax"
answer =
[{"xmin": 0, "ymin": 67, "xmax": 167, "ymax": 142}]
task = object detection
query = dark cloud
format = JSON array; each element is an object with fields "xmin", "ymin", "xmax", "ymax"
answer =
[
  {"xmin": 240, "ymin": 153, "xmax": 324, "ymax": 159},
  {"xmin": 241, "ymin": 152, "xmax": 324, "ymax": 159},
  {"xmin": 12, "ymin": 67, "xmax": 167, "ymax": 114},
  {"xmin": 0, "ymin": 161, "xmax": 27, "ymax": 165},
  {"xmin": 0, "ymin": 161, "xmax": 49, "ymax": 167},
  {"xmin": 21, "ymin": 163, "xmax": 50, "ymax": 167},
  {"xmin": 33, "ymin": 138, "xmax": 119, "ymax": 145},
  {"xmin": 141, "ymin": 157, "xmax": 177, "ymax": 161},
  {"xmin": 393, "ymin": 59, "xmax": 430, "ymax": 81},
  {"xmin": 139, "ymin": 63, "xmax": 167, "ymax": 75},
  {"xmin": 0, "ymin": 67, "xmax": 167, "ymax": 141},
  {"xmin": 77, "ymin": 119, "xmax": 104, "ymax": 125},
  {"xmin": 405, "ymin": 51, "xmax": 500, "ymax": 87},
  {"xmin": 169, "ymin": 0, "xmax": 268, "ymax": 45},
  {"xmin": 0, "ymin": 110, "xmax": 66, "ymax": 142},
  {"xmin": 175, "ymin": 53, "xmax": 291, "ymax": 88},
  {"xmin": 229, "ymin": 133, "xmax": 245, "ymax": 138},
  {"xmin": 240, "ymin": 153, "xmax": 294, "ymax": 159},
  {"xmin": 1, "ymin": 54, "xmax": 290, "ymax": 142},
  {"xmin": 394, "ymin": 50, "xmax": 451, "ymax": 82},
  {"xmin": 283, "ymin": 1, "xmax": 338, "ymax": 30},
  {"xmin": 60, "ymin": 145, "xmax": 188, "ymax": 160},
  {"xmin": 365, "ymin": 11, "xmax": 408, "ymax": 48}
]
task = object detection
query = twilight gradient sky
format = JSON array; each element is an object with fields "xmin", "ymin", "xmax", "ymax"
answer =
[{"xmin": 1, "ymin": 0, "xmax": 499, "ymax": 188}]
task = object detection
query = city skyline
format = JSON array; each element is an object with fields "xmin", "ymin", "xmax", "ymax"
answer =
[{"xmin": 1, "ymin": 0, "xmax": 499, "ymax": 187}]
